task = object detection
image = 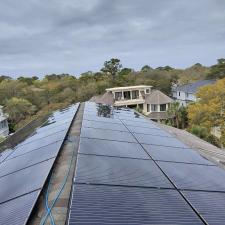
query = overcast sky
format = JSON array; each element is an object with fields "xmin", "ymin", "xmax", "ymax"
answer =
[{"xmin": 0, "ymin": 0, "xmax": 225, "ymax": 78}]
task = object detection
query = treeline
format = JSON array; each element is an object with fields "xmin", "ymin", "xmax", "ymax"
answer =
[{"xmin": 0, "ymin": 58, "xmax": 224, "ymax": 132}]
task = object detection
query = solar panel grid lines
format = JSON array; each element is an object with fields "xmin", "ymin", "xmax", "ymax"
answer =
[
  {"xmin": 74, "ymin": 154, "xmax": 173, "ymax": 189},
  {"xmin": 81, "ymin": 127, "xmax": 137, "ymax": 143},
  {"xmin": 0, "ymin": 190, "xmax": 40, "ymax": 225},
  {"xmin": 69, "ymin": 184, "xmax": 205, "ymax": 225},
  {"xmin": 0, "ymin": 103, "xmax": 80, "ymax": 225},
  {"xmin": 142, "ymin": 144, "xmax": 215, "ymax": 165},
  {"xmin": 182, "ymin": 190, "xmax": 225, "ymax": 225},
  {"xmin": 158, "ymin": 161, "xmax": 225, "ymax": 192},
  {"xmin": 78, "ymin": 137, "xmax": 149, "ymax": 159},
  {"xmin": 69, "ymin": 102, "xmax": 221, "ymax": 225}
]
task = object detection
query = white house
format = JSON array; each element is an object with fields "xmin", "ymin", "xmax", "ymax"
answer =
[
  {"xmin": 172, "ymin": 80, "xmax": 215, "ymax": 106},
  {"xmin": 103, "ymin": 85, "xmax": 173, "ymax": 121},
  {"xmin": 0, "ymin": 106, "xmax": 9, "ymax": 137}
]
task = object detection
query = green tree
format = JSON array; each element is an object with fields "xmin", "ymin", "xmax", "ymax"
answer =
[
  {"xmin": 101, "ymin": 58, "xmax": 122, "ymax": 80},
  {"xmin": 141, "ymin": 65, "xmax": 152, "ymax": 72},
  {"xmin": 207, "ymin": 58, "xmax": 225, "ymax": 79},
  {"xmin": 5, "ymin": 97, "xmax": 37, "ymax": 124}
]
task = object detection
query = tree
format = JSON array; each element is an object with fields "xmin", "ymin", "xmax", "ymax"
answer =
[
  {"xmin": 141, "ymin": 65, "xmax": 152, "ymax": 72},
  {"xmin": 207, "ymin": 58, "xmax": 225, "ymax": 79},
  {"xmin": 187, "ymin": 78, "xmax": 225, "ymax": 146},
  {"xmin": 167, "ymin": 102, "xmax": 188, "ymax": 128},
  {"xmin": 5, "ymin": 97, "xmax": 37, "ymax": 124},
  {"xmin": 101, "ymin": 58, "xmax": 122, "ymax": 80}
]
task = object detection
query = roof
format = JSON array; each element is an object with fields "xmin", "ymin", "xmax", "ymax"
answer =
[
  {"xmin": 106, "ymin": 85, "xmax": 152, "ymax": 92},
  {"xmin": 89, "ymin": 92, "xmax": 114, "ymax": 105},
  {"xmin": 174, "ymin": 80, "xmax": 215, "ymax": 93},
  {"xmin": 148, "ymin": 111, "xmax": 173, "ymax": 120},
  {"xmin": 2, "ymin": 100, "xmax": 225, "ymax": 225},
  {"xmin": 145, "ymin": 90, "xmax": 173, "ymax": 104}
]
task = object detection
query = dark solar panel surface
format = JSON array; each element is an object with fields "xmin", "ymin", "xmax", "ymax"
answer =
[
  {"xmin": 0, "ymin": 158, "xmax": 54, "ymax": 204},
  {"xmin": 79, "ymin": 137, "xmax": 149, "ymax": 159},
  {"xmin": 143, "ymin": 144, "xmax": 214, "ymax": 165},
  {"xmin": 0, "ymin": 103, "xmax": 79, "ymax": 224},
  {"xmin": 69, "ymin": 102, "xmax": 223, "ymax": 225},
  {"xmin": 81, "ymin": 127, "xmax": 137, "ymax": 142},
  {"xmin": 75, "ymin": 154, "xmax": 173, "ymax": 188},
  {"xmin": 182, "ymin": 191, "xmax": 225, "ymax": 225},
  {"xmin": 69, "ymin": 184, "xmax": 204, "ymax": 225},
  {"xmin": 82, "ymin": 119, "xmax": 128, "ymax": 131},
  {"xmin": 158, "ymin": 161, "xmax": 225, "ymax": 192},
  {"xmin": 127, "ymin": 125, "xmax": 172, "ymax": 137},
  {"xmin": 134, "ymin": 133, "xmax": 188, "ymax": 148},
  {"xmin": 0, "ymin": 190, "xmax": 39, "ymax": 225}
]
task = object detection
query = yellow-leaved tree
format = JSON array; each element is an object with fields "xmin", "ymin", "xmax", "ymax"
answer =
[{"xmin": 187, "ymin": 78, "xmax": 225, "ymax": 147}]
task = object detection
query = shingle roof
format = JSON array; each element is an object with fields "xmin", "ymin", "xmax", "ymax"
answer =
[
  {"xmin": 145, "ymin": 90, "xmax": 173, "ymax": 104},
  {"xmin": 174, "ymin": 80, "xmax": 215, "ymax": 93},
  {"xmin": 89, "ymin": 92, "xmax": 114, "ymax": 105}
]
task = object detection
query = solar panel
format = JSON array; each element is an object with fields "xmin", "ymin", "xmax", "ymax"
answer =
[
  {"xmin": 82, "ymin": 120, "xmax": 128, "ymax": 131},
  {"xmin": 0, "ymin": 149, "xmax": 13, "ymax": 163},
  {"xmin": 81, "ymin": 127, "xmax": 137, "ymax": 143},
  {"xmin": 0, "ymin": 190, "xmax": 40, "ymax": 225},
  {"xmin": 0, "ymin": 143, "xmax": 59, "ymax": 178},
  {"xmin": 128, "ymin": 125, "xmax": 172, "ymax": 137},
  {"xmin": 158, "ymin": 161, "xmax": 225, "ymax": 191},
  {"xmin": 68, "ymin": 184, "xmax": 204, "ymax": 225},
  {"xmin": 7, "ymin": 140, "xmax": 63, "ymax": 160},
  {"xmin": 121, "ymin": 119, "xmax": 159, "ymax": 128},
  {"xmin": 182, "ymin": 190, "xmax": 225, "ymax": 225},
  {"xmin": 75, "ymin": 154, "xmax": 173, "ymax": 188},
  {"xmin": 143, "ymin": 144, "xmax": 215, "ymax": 165},
  {"xmin": 0, "ymin": 158, "xmax": 54, "ymax": 204},
  {"xmin": 83, "ymin": 114, "xmax": 121, "ymax": 124},
  {"xmin": 79, "ymin": 138, "xmax": 149, "ymax": 159},
  {"xmin": 17, "ymin": 129, "xmax": 68, "ymax": 146},
  {"xmin": 15, "ymin": 130, "xmax": 67, "ymax": 149},
  {"xmin": 134, "ymin": 133, "xmax": 188, "ymax": 148}
]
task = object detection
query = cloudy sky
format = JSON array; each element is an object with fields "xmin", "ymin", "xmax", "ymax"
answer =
[{"xmin": 0, "ymin": 0, "xmax": 225, "ymax": 77}]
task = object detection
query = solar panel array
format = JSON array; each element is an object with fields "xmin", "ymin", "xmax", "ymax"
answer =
[
  {"xmin": 68, "ymin": 102, "xmax": 225, "ymax": 225},
  {"xmin": 0, "ymin": 103, "xmax": 79, "ymax": 225}
]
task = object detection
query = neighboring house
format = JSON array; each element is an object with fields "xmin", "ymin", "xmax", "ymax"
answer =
[
  {"xmin": 104, "ymin": 85, "xmax": 173, "ymax": 121},
  {"xmin": 172, "ymin": 80, "xmax": 215, "ymax": 106},
  {"xmin": 0, "ymin": 106, "xmax": 9, "ymax": 137}
]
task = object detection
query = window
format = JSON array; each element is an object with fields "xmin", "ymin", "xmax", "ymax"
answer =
[
  {"xmin": 186, "ymin": 93, "xmax": 189, "ymax": 98},
  {"xmin": 132, "ymin": 90, "xmax": 139, "ymax": 99},
  {"xmin": 123, "ymin": 91, "xmax": 131, "ymax": 100},
  {"xmin": 147, "ymin": 104, "xmax": 150, "ymax": 112},
  {"xmin": 151, "ymin": 104, "xmax": 157, "ymax": 112},
  {"xmin": 178, "ymin": 92, "xmax": 180, "ymax": 96},
  {"xmin": 145, "ymin": 88, "xmax": 150, "ymax": 94},
  {"xmin": 160, "ymin": 104, "xmax": 166, "ymax": 111},
  {"xmin": 115, "ymin": 92, "xmax": 122, "ymax": 100}
]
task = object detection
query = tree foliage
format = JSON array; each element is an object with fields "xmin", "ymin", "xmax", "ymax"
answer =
[
  {"xmin": 207, "ymin": 58, "xmax": 225, "ymax": 79},
  {"xmin": 101, "ymin": 58, "xmax": 122, "ymax": 80},
  {"xmin": 187, "ymin": 78, "xmax": 225, "ymax": 146}
]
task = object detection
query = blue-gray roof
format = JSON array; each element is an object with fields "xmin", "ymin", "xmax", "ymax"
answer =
[{"xmin": 174, "ymin": 80, "xmax": 215, "ymax": 93}]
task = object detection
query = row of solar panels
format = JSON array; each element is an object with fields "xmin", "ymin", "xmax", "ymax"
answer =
[
  {"xmin": 68, "ymin": 102, "xmax": 225, "ymax": 225},
  {"xmin": 0, "ymin": 103, "xmax": 79, "ymax": 225}
]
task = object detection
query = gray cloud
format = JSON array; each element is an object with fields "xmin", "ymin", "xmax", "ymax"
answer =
[{"xmin": 0, "ymin": 0, "xmax": 225, "ymax": 77}]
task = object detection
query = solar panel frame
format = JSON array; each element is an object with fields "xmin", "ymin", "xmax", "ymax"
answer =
[
  {"xmin": 68, "ymin": 184, "xmax": 204, "ymax": 225},
  {"xmin": 75, "ymin": 154, "xmax": 173, "ymax": 189}
]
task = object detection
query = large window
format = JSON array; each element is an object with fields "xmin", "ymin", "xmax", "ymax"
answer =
[
  {"xmin": 123, "ymin": 91, "xmax": 131, "ymax": 100},
  {"xmin": 151, "ymin": 104, "xmax": 157, "ymax": 112},
  {"xmin": 132, "ymin": 90, "xmax": 139, "ymax": 99},
  {"xmin": 115, "ymin": 92, "xmax": 122, "ymax": 100},
  {"xmin": 160, "ymin": 104, "xmax": 166, "ymax": 111}
]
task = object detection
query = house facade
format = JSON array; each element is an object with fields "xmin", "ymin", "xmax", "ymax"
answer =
[
  {"xmin": 172, "ymin": 80, "xmax": 215, "ymax": 106},
  {"xmin": 0, "ymin": 106, "xmax": 9, "ymax": 137},
  {"xmin": 105, "ymin": 85, "xmax": 173, "ymax": 121}
]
